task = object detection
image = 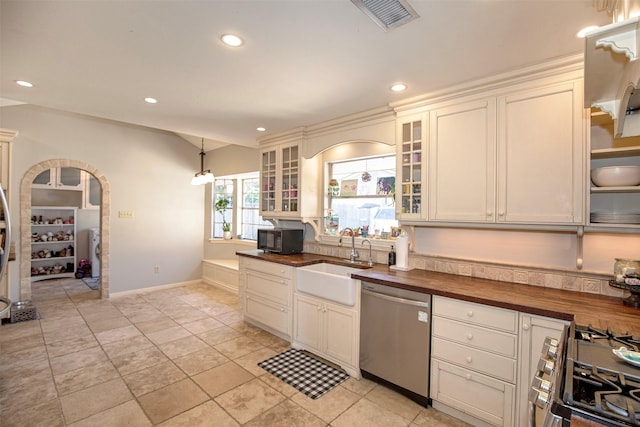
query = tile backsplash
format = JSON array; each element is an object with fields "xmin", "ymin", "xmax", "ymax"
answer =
[{"xmin": 303, "ymin": 242, "xmax": 626, "ymax": 299}]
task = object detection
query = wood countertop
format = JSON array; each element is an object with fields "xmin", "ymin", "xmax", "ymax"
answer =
[{"xmin": 236, "ymin": 250, "xmax": 640, "ymax": 335}]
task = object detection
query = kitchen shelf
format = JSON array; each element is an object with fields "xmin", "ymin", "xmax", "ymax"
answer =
[
  {"xmin": 591, "ymin": 146, "xmax": 640, "ymax": 159},
  {"xmin": 591, "ymin": 185, "xmax": 640, "ymax": 193},
  {"xmin": 31, "ymin": 206, "xmax": 77, "ymax": 281}
]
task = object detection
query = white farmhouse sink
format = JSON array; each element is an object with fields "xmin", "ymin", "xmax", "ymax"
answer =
[{"xmin": 296, "ymin": 263, "xmax": 363, "ymax": 306}]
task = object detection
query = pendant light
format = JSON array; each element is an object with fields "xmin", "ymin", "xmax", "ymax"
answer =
[{"xmin": 191, "ymin": 138, "xmax": 215, "ymax": 185}]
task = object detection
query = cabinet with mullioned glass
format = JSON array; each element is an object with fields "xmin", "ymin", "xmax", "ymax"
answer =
[
  {"xmin": 396, "ymin": 113, "xmax": 427, "ymax": 220},
  {"xmin": 259, "ymin": 139, "xmax": 320, "ymax": 219}
]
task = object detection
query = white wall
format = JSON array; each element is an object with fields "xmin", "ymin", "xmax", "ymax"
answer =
[{"xmin": 0, "ymin": 104, "xmax": 205, "ymax": 297}]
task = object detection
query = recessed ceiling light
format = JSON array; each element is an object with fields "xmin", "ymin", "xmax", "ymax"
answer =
[
  {"xmin": 256, "ymin": 127, "xmax": 266, "ymax": 132},
  {"xmin": 391, "ymin": 83, "xmax": 407, "ymax": 92},
  {"xmin": 15, "ymin": 80, "xmax": 33, "ymax": 88},
  {"xmin": 144, "ymin": 97, "xmax": 158, "ymax": 104},
  {"xmin": 576, "ymin": 25, "xmax": 599, "ymax": 38},
  {"xmin": 221, "ymin": 34, "xmax": 243, "ymax": 47}
]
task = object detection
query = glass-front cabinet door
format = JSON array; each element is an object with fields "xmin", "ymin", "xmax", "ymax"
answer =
[
  {"xmin": 397, "ymin": 114, "xmax": 426, "ymax": 219},
  {"xmin": 32, "ymin": 167, "xmax": 83, "ymax": 190},
  {"xmin": 260, "ymin": 149, "xmax": 277, "ymax": 213},
  {"xmin": 280, "ymin": 144, "xmax": 299, "ymax": 213}
]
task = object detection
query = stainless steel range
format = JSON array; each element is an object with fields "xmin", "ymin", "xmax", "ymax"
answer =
[{"xmin": 530, "ymin": 324, "xmax": 640, "ymax": 426}]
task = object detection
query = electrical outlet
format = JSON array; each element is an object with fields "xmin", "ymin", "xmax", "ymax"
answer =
[
  {"xmin": 118, "ymin": 210, "xmax": 134, "ymax": 219},
  {"xmin": 154, "ymin": 266, "xmax": 159, "ymax": 274}
]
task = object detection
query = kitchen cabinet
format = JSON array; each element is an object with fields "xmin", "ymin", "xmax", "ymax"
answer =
[
  {"xmin": 0, "ymin": 138, "xmax": 10, "ymax": 191},
  {"xmin": 397, "ymin": 75, "xmax": 585, "ymax": 227},
  {"xmin": 0, "ymin": 129, "xmax": 16, "ymax": 317},
  {"xmin": 396, "ymin": 113, "xmax": 427, "ymax": 219},
  {"xmin": 292, "ymin": 292, "xmax": 359, "ymax": 377},
  {"xmin": 82, "ymin": 172, "xmax": 100, "ymax": 209},
  {"xmin": 588, "ymin": 108, "xmax": 640, "ymax": 230},
  {"xmin": 32, "ymin": 167, "xmax": 83, "ymax": 190},
  {"xmin": 431, "ymin": 296, "xmax": 517, "ymax": 426},
  {"xmin": 429, "ymin": 98, "xmax": 496, "ymax": 222},
  {"xmin": 239, "ymin": 257, "xmax": 293, "ymax": 340},
  {"xmin": 259, "ymin": 139, "xmax": 321, "ymax": 219},
  {"xmin": 496, "ymin": 80, "xmax": 584, "ymax": 225},
  {"xmin": 515, "ymin": 314, "xmax": 567, "ymax": 427},
  {"xmin": 30, "ymin": 206, "xmax": 77, "ymax": 282}
]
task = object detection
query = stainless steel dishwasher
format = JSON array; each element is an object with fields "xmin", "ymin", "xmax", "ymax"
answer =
[{"xmin": 359, "ymin": 281, "xmax": 431, "ymax": 407}]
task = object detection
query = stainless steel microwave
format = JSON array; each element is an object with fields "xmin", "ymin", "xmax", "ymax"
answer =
[{"xmin": 257, "ymin": 228, "xmax": 303, "ymax": 254}]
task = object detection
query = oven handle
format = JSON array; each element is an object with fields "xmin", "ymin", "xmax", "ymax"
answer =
[
  {"xmin": 362, "ymin": 288, "xmax": 429, "ymax": 308},
  {"xmin": 528, "ymin": 401, "xmax": 536, "ymax": 427}
]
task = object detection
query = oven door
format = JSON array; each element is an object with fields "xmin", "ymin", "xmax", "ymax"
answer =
[{"xmin": 528, "ymin": 330, "xmax": 568, "ymax": 427}]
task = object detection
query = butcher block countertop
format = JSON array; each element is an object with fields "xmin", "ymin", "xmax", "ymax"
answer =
[{"xmin": 237, "ymin": 250, "xmax": 640, "ymax": 335}]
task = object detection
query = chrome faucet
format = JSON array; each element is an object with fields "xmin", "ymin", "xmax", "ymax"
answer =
[
  {"xmin": 341, "ymin": 227, "xmax": 359, "ymax": 263},
  {"xmin": 361, "ymin": 239, "xmax": 373, "ymax": 266}
]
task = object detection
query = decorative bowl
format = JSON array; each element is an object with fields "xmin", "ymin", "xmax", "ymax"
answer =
[{"xmin": 591, "ymin": 165, "xmax": 640, "ymax": 187}]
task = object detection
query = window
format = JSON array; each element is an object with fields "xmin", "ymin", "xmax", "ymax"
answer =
[
  {"xmin": 213, "ymin": 179, "xmax": 234, "ymax": 238},
  {"xmin": 326, "ymin": 155, "xmax": 397, "ymax": 237},
  {"xmin": 241, "ymin": 177, "xmax": 272, "ymax": 240},
  {"xmin": 212, "ymin": 173, "xmax": 272, "ymax": 240}
]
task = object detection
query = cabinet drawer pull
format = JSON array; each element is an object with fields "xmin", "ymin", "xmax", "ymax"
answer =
[
  {"xmin": 523, "ymin": 323, "xmax": 530, "ymax": 331},
  {"xmin": 466, "ymin": 356, "xmax": 472, "ymax": 363},
  {"xmin": 467, "ymin": 310, "xmax": 474, "ymax": 317},
  {"xmin": 466, "ymin": 333, "xmax": 474, "ymax": 340},
  {"xmin": 465, "ymin": 374, "xmax": 472, "ymax": 380}
]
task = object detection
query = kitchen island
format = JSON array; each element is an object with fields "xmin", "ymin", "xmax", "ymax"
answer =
[{"xmin": 236, "ymin": 250, "xmax": 639, "ymax": 335}]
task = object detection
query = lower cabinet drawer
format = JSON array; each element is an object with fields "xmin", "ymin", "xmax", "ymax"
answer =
[
  {"xmin": 432, "ymin": 316, "xmax": 517, "ymax": 358},
  {"xmin": 431, "ymin": 337, "xmax": 516, "ymax": 383},
  {"xmin": 431, "ymin": 359, "xmax": 515, "ymax": 427},
  {"xmin": 245, "ymin": 293, "xmax": 290, "ymax": 336}
]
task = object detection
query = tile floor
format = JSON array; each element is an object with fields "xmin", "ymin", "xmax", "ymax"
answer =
[{"xmin": 0, "ymin": 278, "xmax": 470, "ymax": 426}]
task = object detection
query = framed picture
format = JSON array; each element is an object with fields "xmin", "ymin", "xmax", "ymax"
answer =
[
  {"xmin": 377, "ymin": 176, "xmax": 395, "ymax": 195},
  {"xmin": 341, "ymin": 179, "xmax": 358, "ymax": 196},
  {"xmin": 390, "ymin": 226, "xmax": 403, "ymax": 238}
]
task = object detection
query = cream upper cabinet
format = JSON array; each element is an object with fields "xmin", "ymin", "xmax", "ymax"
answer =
[
  {"xmin": 496, "ymin": 80, "xmax": 585, "ymax": 225},
  {"xmin": 397, "ymin": 76, "xmax": 585, "ymax": 227},
  {"xmin": 32, "ymin": 167, "xmax": 83, "ymax": 190},
  {"xmin": 0, "ymin": 140, "xmax": 10, "ymax": 191},
  {"xmin": 429, "ymin": 99, "xmax": 497, "ymax": 222},
  {"xmin": 396, "ymin": 113, "xmax": 427, "ymax": 220},
  {"xmin": 259, "ymin": 140, "xmax": 320, "ymax": 219}
]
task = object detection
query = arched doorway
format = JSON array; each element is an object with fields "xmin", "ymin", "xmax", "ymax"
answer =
[{"xmin": 19, "ymin": 160, "xmax": 110, "ymax": 300}]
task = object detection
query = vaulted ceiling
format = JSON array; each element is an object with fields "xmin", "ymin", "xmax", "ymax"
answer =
[{"xmin": 0, "ymin": 1, "xmax": 612, "ymax": 151}]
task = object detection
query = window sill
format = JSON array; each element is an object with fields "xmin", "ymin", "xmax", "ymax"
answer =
[
  {"xmin": 317, "ymin": 234, "xmax": 396, "ymax": 251},
  {"xmin": 207, "ymin": 238, "xmax": 256, "ymax": 247}
]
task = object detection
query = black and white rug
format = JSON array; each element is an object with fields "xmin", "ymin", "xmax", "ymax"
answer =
[{"xmin": 258, "ymin": 348, "xmax": 349, "ymax": 399}]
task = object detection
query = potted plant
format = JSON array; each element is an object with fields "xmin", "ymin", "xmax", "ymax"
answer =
[{"xmin": 215, "ymin": 197, "xmax": 232, "ymax": 239}]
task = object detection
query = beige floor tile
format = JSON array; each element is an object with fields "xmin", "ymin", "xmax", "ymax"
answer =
[
  {"xmin": 0, "ymin": 320, "xmax": 43, "ymax": 342},
  {"xmin": 199, "ymin": 302, "xmax": 235, "ymax": 317},
  {"xmin": 1, "ymin": 398, "xmax": 64, "ymax": 427},
  {"xmin": 133, "ymin": 316, "xmax": 179, "ymax": 334},
  {"xmin": 168, "ymin": 308, "xmax": 210, "ymax": 325},
  {"xmin": 197, "ymin": 325, "xmax": 242, "ymax": 346},
  {"xmin": 192, "ymin": 361, "xmax": 254, "ymax": 397},
  {"xmin": 94, "ymin": 324, "xmax": 142, "ymax": 345},
  {"xmin": 0, "ymin": 330, "xmax": 44, "ymax": 354},
  {"xmin": 340, "ymin": 376, "xmax": 377, "ymax": 396},
  {"xmin": 214, "ymin": 310, "xmax": 243, "ymax": 325},
  {"xmin": 59, "ymin": 377, "xmax": 133, "ymax": 424},
  {"xmin": 101, "ymin": 334, "xmax": 154, "ymax": 359},
  {"xmin": 84, "ymin": 314, "xmax": 132, "ymax": 334},
  {"xmin": 412, "ymin": 408, "xmax": 473, "ymax": 426},
  {"xmin": 365, "ymin": 384, "xmax": 424, "ymax": 421},
  {"xmin": 49, "ymin": 346, "xmax": 109, "ymax": 376},
  {"xmin": 157, "ymin": 400, "xmax": 239, "ymax": 427},
  {"xmin": 214, "ymin": 335, "xmax": 264, "ymax": 359},
  {"xmin": 250, "ymin": 330, "xmax": 290, "ymax": 348},
  {"xmin": 290, "ymin": 385, "xmax": 361, "ymax": 423},
  {"xmin": 138, "ymin": 378, "xmax": 209, "ymax": 424},
  {"xmin": 234, "ymin": 347, "xmax": 278, "ymax": 376},
  {"xmin": 0, "ymin": 341, "xmax": 48, "ymax": 369},
  {"xmin": 54, "ymin": 360, "xmax": 120, "ymax": 396},
  {"xmin": 257, "ymin": 372, "xmax": 299, "ymax": 397},
  {"xmin": 46, "ymin": 334, "xmax": 99, "ymax": 358},
  {"xmin": 0, "ymin": 357, "xmax": 52, "ymax": 392},
  {"xmin": 42, "ymin": 322, "xmax": 93, "ymax": 344},
  {"xmin": 172, "ymin": 347, "xmax": 229, "ymax": 376},
  {"xmin": 110, "ymin": 345, "xmax": 168, "ymax": 376},
  {"xmin": 0, "ymin": 375, "xmax": 58, "ymax": 415},
  {"xmin": 228, "ymin": 320, "xmax": 265, "ymax": 336},
  {"xmin": 244, "ymin": 399, "xmax": 327, "ymax": 427},
  {"xmin": 123, "ymin": 360, "xmax": 186, "ymax": 397},
  {"xmin": 40, "ymin": 314, "xmax": 86, "ymax": 333},
  {"xmin": 331, "ymin": 397, "xmax": 409, "ymax": 427},
  {"xmin": 181, "ymin": 316, "xmax": 225, "ymax": 334},
  {"xmin": 145, "ymin": 325, "xmax": 192, "ymax": 345},
  {"xmin": 67, "ymin": 400, "xmax": 152, "ymax": 427},
  {"xmin": 215, "ymin": 378, "xmax": 286, "ymax": 424},
  {"xmin": 158, "ymin": 335, "xmax": 209, "ymax": 359}
]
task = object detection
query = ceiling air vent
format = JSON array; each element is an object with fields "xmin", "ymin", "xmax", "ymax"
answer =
[{"xmin": 351, "ymin": 0, "xmax": 419, "ymax": 31}]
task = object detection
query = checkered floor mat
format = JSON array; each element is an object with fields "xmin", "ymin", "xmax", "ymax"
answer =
[{"xmin": 258, "ymin": 348, "xmax": 349, "ymax": 399}]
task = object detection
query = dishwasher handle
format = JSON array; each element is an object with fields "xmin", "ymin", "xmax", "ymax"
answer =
[{"xmin": 362, "ymin": 288, "xmax": 429, "ymax": 308}]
